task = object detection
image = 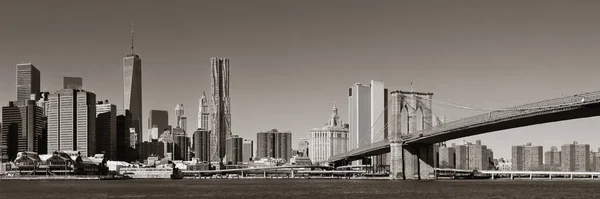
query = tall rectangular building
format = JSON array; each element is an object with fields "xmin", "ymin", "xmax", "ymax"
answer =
[
  {"xmin": 116, "ymin": 110, "xmax": 132, "ymax": 162},
  {"xmin": 210, "ymin": 57, "xmax": 231, "ymax": 162},
  {"xmin": 225, "ymin": 135, "xmax": 243, "ymax": 165},
  {"xmin": 561, "ymin": 141, "xmax": 590, "ymax": 172},
  {"xmin": 193, "ymin": 129, "xmax": 210, "ymax": 162},
  {"xmin": 63, "ymin": 77, "xmax": 83, "ymax": 89},
  {"xmin": 348, "ymin": 83, "xmax": 371, "ymax": 151},
  {"xmin": 256, "ymin": 129, "xmax": 292, "ymax": 161},
  {"xmin": 370, "ymin": 80, "xmax": 387, "ymax": 142},
  {"xmin": 512, "ymin": 143, "xmax": 544, "ymax": 171},
  {"xmin": 511, "ymin": 145, "xmax": 524, "ymax": 171},
  {"xmin": 148, "ymin": 110, "xmax": 168, "ymax": 138},
  {"xmin": 96, "ymin": 100, "xmax": 117, "ymax": 160},
  {"xmin": 123, "ymin": 53, "xmax": 142, "ymax": 148},
  {"xmin": 242, "ymin": 139, "xmax": 253, "ymax": 163},
  {"xmin": 467, "ymin": 140, "xmax": 490, "ymax": 170},
  {"xmin": 348, "ymin": 81, "xmax": 388, "ymax": 151},
  {"xmin": 172, "ymin": 127, "xmax": 187, "ymax": 160},
  {"xmin": 455, "ymin": 144, "xmax": 468, "ymax": 170},
  {"xmin": 1, "ymin": 100, "xmax": 44, "ymax": 161},
  {"xmin": 47, "ymin": 89, "xmax": 96, "ymax": 157},
  {"xmin": 16, "ymin": 63, "xmax": 41, "ymax": 101}
]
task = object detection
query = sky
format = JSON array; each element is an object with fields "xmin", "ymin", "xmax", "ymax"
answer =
[{"xmin": 1, "ymin": 0, "xmax": 600, "ymax": 159}]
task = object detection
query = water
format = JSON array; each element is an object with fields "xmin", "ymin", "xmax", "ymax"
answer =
[{"xmin": 1, "ymin": 179, "xmax": 599, "ymax": 198}]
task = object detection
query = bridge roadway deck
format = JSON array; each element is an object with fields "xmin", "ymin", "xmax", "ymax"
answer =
[{"xmin": 329, "ymin": 91, "xmax": 600, "ymax": 163}]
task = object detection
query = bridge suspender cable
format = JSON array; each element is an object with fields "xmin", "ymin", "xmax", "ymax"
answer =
[{"xmin": 356, "ymin": 97, "xmax": 394, "ymax": 148}]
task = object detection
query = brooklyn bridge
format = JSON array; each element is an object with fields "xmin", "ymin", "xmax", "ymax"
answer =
[{"xmin": 328, "ymin": 90, "xmax": 600, "ymax": 180}]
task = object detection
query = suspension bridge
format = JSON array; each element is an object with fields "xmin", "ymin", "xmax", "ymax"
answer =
[{"xmin": 328, "ymin": 90, "xmax": 600, "ymax": 180}]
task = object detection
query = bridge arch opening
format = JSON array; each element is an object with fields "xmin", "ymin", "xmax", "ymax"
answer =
[
  {"xmin": 416, "ymin": 107, "xmax": 424, "ymax": 131},
  {"xmin": 400, "ymin": 104, "xmax": 409, "ymax": 135}
]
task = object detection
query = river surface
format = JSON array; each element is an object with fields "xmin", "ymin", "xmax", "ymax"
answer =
[{"xmin": 1, "ymin": 179, "xmax": 599, "ymax": 198}]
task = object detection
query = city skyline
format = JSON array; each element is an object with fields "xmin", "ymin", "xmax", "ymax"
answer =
[{"xmin": 3, "ymin": 1, "xmax": 600, "ymax": 159}]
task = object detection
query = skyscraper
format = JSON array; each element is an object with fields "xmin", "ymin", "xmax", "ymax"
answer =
[
  {"xmin": 242, "ymin": 139, "xmax": 253, "ymax": 163},
  {"xmin": 308, "ymin": 104, "xmax": 349, "ymax": 164},
  {"xmin": 226, "ymin": 135, "xmax": 243, "ymax": 165},
  {"xmin": 148, "ymin": 110, "xmax": 168, "ymax": 138},
  {"xmin": 348, "ymin": 83, "xmax": 370, "ymax": 151},
  {"xmin": 16, "ymin": 63, "xmax": 41, "ymax": 101},
  {"xmin": 48, "ymin": 89, "xmax": 96, "ymax": 156},
  {"xmin": 348, "ymin": 81, "xmax": 388, "ymax": 166},
  {"xmin": 198, "ymin": 92, "xmax": 209, "ymax": 130},
  {"xmin": 210, "ymin": 57, "xmax": 231, "ymax": 162},
  {"xmin": 36, "ymin": 92, "xmax": 50, "ymax": 155},
  {"xmin": 123, "ymin": 24, "xmax": 143, "ymax": 148},
  {"xmin": 63, "ymin": 77, "xmax": 83, "ymax": 89},
  {"xmin": 96, "ymin": 100, "xmax": 117, "ymax": 160},
  {"xmin": 193, "ymin": 128, "xmax": 210, "ymax": 162},
  {"xmin": 1, "ymin": 100, "xmax": 44, "ymax": 161},
  {"xmin": 116, "ymin": 110, "xmax": 131, "ymax": 162},
  {"xmin": 175, "ymin": 104, "xmax": 184, "ymax": 127}
]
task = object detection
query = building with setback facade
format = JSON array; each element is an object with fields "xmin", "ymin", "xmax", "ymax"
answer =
[
  {"xmin": 47, "ymin": 89, "xmax": 96, "ymax": 157},
  {"xmin": 96, "ymin": 100, "xmax": 117, "ymax": 160},
  {"xmin": 123, "ymin": 25, "xmax": 143, "ymax": 149},
  {"xmin": 308, "ymin": 104, "xmax": 348, "ymax": 164},
  {"xmin": 210, "ymin": 57, "xmax": 231, "ymax": 162},
  {"xmin": 198, "ymin": 92, "xmax": 209, "ymax": 131},
  {"xmin": 1, "ymin": 100, "xmax": 44, "ymax": 161},
  {"xmin": 193, "ymin": 93, "xmax": 211, "ymax": 162},
  {"xmin": 16, "ymin": 63, "xmax": 41, "ymax": 101},
  {"xmin": 256, "ymin": 129, "xmax": 292, "ymax": 162},
  {"xmin": 226, "ymin": 135, "xmax": 243, "ymax": 165}
]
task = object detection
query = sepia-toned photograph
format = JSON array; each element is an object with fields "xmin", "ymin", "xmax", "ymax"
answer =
[{"xmin": 1, "ymin": 0, "xmax": 600, "ymax": 198}]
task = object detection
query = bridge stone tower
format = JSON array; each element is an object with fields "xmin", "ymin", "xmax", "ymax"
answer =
[{"xmin": 389, "ymin": 90, "xmax": 435, "ymax": 180}]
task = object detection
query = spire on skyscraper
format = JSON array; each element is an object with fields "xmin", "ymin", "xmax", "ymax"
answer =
[{"xmin": 131, "ymin": 22, "xmax": 135, "ymax": 55}]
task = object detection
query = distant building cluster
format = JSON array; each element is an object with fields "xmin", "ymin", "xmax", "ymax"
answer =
[
  {"xmin": 438, "ymin": 140, "xmax": 495, "ymax": 170},
  {"xmin": 507, "ymin": 141, "xmax": 600, "ymax": 172}
]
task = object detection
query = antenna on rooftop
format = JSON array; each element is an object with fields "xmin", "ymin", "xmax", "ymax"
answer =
[{"xmin": 131, "ymin": 22, "xmax": 135, "ymax": 54}]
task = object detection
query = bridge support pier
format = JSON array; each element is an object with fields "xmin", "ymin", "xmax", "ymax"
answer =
[
  {"xmin": 389, "ymin": 143, "xmax": 435, "ymax": 180},
  {"xmin": 390, "ymin": 142, "xmax": 404, "ymax": 179}
]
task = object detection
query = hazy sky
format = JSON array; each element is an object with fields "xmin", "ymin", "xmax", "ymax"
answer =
[{"xmin": 2, "ymin": 0, "xmax": 600, "ymax": 159}]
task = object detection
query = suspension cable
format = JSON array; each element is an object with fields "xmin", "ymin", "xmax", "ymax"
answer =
[{"xmin": 403, "ymin": 94, "xmax": 589, "ymax": 112}]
